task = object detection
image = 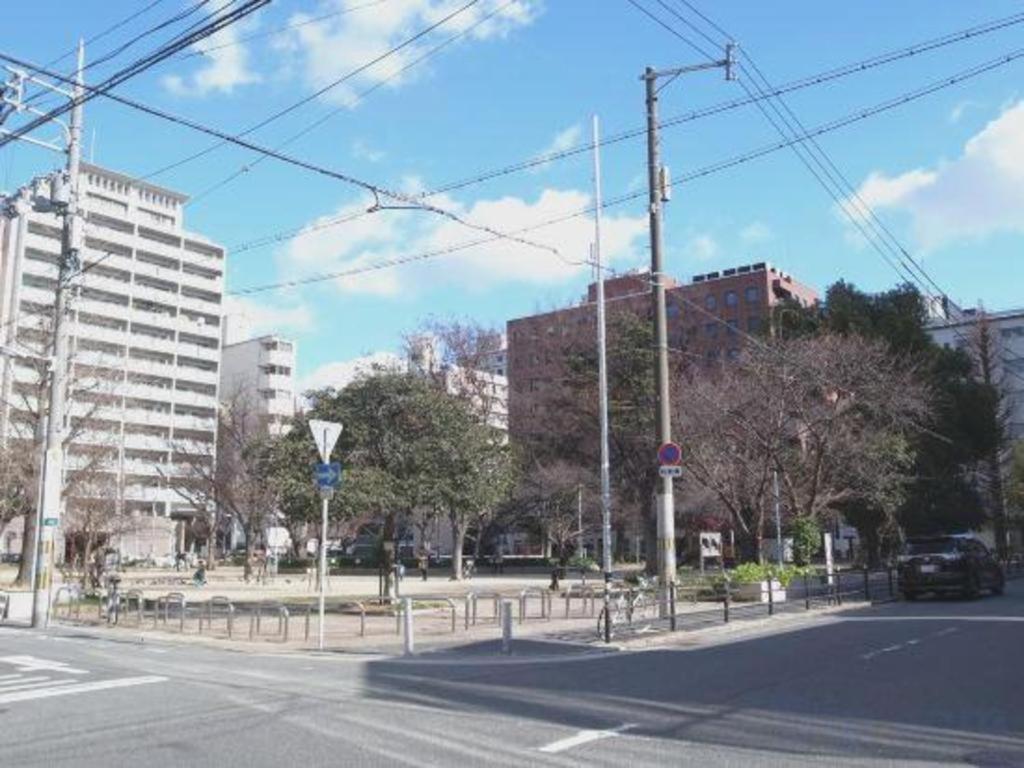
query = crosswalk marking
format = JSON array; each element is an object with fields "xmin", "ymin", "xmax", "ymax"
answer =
[
  {"xmin": 0, "ymin": 679, "xmax": 76, "ymax": 694},
  {"xmin": 0, "ymin": 676, "xmax": 53, "ymax": 690},
  {"xmin": 0, "ymin": 675, "xmax": 167, "ymax": 705}
]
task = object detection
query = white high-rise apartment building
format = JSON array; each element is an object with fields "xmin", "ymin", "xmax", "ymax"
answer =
[
  {"xmin": 927, "ymin": 306, "xmax": 1024, "ymax": 440},
  {"xmin": 219, "ymin": 334, "xmax": 297, "ymax": 436},
  {"xmin": 0, "ymin": 163, "xmax": 224, "ymax": 560}
]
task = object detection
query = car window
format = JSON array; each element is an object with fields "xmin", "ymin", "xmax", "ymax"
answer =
[{"xmin": 905, "ymin": 538, "xmax": 957, "ymax": 555}]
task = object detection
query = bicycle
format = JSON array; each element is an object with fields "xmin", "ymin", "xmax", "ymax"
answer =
[{"xmin": 596, "ymin": 578, "xmax": 654, "ymax": 639}]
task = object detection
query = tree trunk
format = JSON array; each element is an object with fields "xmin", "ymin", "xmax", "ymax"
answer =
[
  {"xmin": 243, "ymin": 526, "xmax": 255, "ymax": 582},
  {"xmin": 451, "ymin": 518, "xmax": 466, "ymax": 581},
  {"xmin": 15, "ymin": 509, "xmax": 37, "ymax": 586}
]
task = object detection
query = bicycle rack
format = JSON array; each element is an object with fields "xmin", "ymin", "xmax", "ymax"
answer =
[
  {"xmin": 199, "ymin": 596, "xmax": 235, "ymax": 638},
  {"xmin": 249, "ymin": 601, "xmax": 289, "ymax": 642},
  {"xmin": 121, "ymin": 589, "xmax": 144, "ymax": 625},
  {"xmin": 52, "ymin": 585, "xmax": 81, "ymax": 621},
  {"xmin": 518, "ymin": 588, "xmax": 550, "ymax": 624},
  {"xmin": 564, "ymin": 585, "xmax": 595, "ymax": 618}
]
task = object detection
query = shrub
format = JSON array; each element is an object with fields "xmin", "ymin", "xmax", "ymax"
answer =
[{"xmin": 789, "ymin": 516, "xmax": 822, "ymax": 566}]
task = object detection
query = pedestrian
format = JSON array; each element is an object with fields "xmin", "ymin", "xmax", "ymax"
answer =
[
  {"xmin": 418, "ymin": 551, "xmax": 429, "ymax": 582},
  {"xmin": 174, "ymin": 551, "xmax": 186, "ymax": 572},
  {"xmin": 495, "ymin": 550, "xmax": 505, "ymax": 575}
]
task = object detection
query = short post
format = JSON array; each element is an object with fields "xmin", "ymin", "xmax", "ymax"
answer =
[
  {"xmin": 863, "ymin": 566, "xmax": 871, "ymax": 602},
  {"xmin": 835, "ymin": 574, "xmax": 843, "ymax": 606},
  {"xmin": 804, "ymin": 572, "xmax": 810, "ymax": 610},
  {"xmin": 723, "ymin": 581, "xmax": 730, "ymax": 623},
  {"xmin": 401, "ymin": 597, "xmax": 414, "ymax": 656},
  {"xmin": 500, "ymin": 599, "xmax": 512, "ymax": 655},
  {"xmin": 464, "ymin": 594, "xmax": 472, "ymax": 630},
  {"xmin": 565, "ymin": 589, "xmax": 571, "ymax": 619},
  {"xmin": 668, "ymin": 581, "xmax": 677, "ymax": 632},
  {"xmin": 767, "ymin": 578, "xmax": 774, "ymax": 617}
]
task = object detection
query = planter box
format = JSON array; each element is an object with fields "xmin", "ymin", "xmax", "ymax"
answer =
[{"xmin": 732, "ymin": 579, "xmax": 786, "ymax": 604}]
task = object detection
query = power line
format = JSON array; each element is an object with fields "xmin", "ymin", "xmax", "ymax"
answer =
[
  {"xmin": 659, "ymin": 0, "xmax": 1024, "ymax": 387},
  {"xmin": 0, "ymin": 0, "xmax": 270, "ymax": 150},
  {"xmin": 141, "ymin": 0, "xmax": 484, "ymax": 182},
  {"xmin": 187, "ymin": 0, "xmax": 518, "ymax": 208},
  {"xmin": 225, "ymin": 42, "xmax": 1024, "ymax": 279},
  {"xmin": 0, "ymin": 48, "xmax": 561, "ymax": 261},
  {"xmin": 179, "ymin": 0, "xmax": 390, "ymax": 59}
]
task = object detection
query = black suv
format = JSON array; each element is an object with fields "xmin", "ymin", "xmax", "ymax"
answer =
[{"xmin": 898, "ymin": 535, "xmax": 1005, "ymax": 600}]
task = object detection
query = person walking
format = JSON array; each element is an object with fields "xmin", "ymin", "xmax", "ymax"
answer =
[{"xmin": 418, "ymin": 551, "xmax": 429, "ymax": 582}]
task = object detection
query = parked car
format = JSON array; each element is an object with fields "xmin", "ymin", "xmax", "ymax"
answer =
[{"xmin": 898, "ymin": 534, "xmax": 1004, "ymax": 600}]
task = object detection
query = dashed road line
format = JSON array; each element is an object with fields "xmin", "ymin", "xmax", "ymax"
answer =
[{"xmin": 538, "ymin": 723, "xmax": 635, "ymax": 754}]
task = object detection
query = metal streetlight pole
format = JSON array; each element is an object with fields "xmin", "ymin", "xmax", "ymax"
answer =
[
  {"xmin": 641, "ymin": 47, "xmax": 734, "ymax": 609},
  {"xmin": 592, "ymin": 115, "xmax": 614, "ymax": 643}
]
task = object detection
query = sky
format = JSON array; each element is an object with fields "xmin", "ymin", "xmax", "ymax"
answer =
[{"xmin": 2, "ymin": 0, "xmax": 1023, "ymax": 393}]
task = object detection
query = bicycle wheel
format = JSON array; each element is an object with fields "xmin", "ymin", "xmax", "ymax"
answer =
[{"xmin": 629, "ymin": 593, "xmax": 654, "ymax": 632}]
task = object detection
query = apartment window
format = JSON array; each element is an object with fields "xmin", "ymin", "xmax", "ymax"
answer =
[
  {"xmin": 181, "ymin": 286, "xmax": 221, "ymax": 305},
  {"xmin": 131, "ymin": 322, "xmax": 174, "ymax": 341},
  {"xmin": 704, "ymin": 323, "xmax": 718, "ymax": 338},
  {"xmin": 726, "ymin": 348, "xmax": 740, "ymax": 361},
  {"xmin": 726, "ymin": 319, "xmax": 739, "ymax": 336},
  {"xmin": 132, "ymin": 298, "xmax": 176, "ymax": 317},
  {"xmin": 136, "ymin": 249, "xmax": 180, "ymax": 271},
  {"xmin": 138, "ymin": 226, "xmax": 181, "ymax": 248},
  {"xmin": 747, "ymin": 317, "xmax": 762, "ymax": 333},
  {"xmin": 136, "ymin": 275, "xmax": 178, "ymax": 294},
  {"xmin": 179, "ymin": 332, "xmax": 218, "ymax": 349},
  {"xmin": 178, "ymin": 355, "xmax": 218, "ymax": 373},
  {"xmin": 84, "ymin": 236, "xmax": 132, "ymax": 259},
  {"xmin": 704, "ymin": 294, "xmax": 717, "ymax": 311},
  {"xmin": 261, "ymin": 364, "xmax": 292, "ymax": 376},
  {"xmin": 27, "ymin": 222, "xmax": 62, "ymax": 240},
  {"xmin": 183, "ymin": 240, "xmax": 224, "ymax": 260},
  {"xmin": 181, "ymin": 309, "xmax": 219, "ymax": 328},
  {"xmin": 182, "ymin": 263, "xmax": 221, "ymax": 281},
  {"xmin": 745, "ymin": 286, "xmax": 761, "ymax": 303},
  {"xmin": 724, "ymin": 290, "xmax": 738, "ymax": 307},
  {"xmin": 999, "ymin": 326, "xmax": 1024, "ymax": 339}
]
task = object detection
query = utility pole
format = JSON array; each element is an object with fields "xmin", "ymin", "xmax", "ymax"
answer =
[
  {"xmin": 642, "ymin": 47, "xmax": 735, "ymax": 606},
  {"xmin": 575, "ymin": 483, "xmax": 583, "ymax": 558},
  {"xmin": 35, "ymin": 41, "xmax": 85, "ymax": 627},
  {"xmin": 592, "ymin": 115, "xmax": 614, "ymax": 643}
]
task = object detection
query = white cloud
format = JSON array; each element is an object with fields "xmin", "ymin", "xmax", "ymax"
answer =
[
  {"xmin": 351, "ymin": 138, "xmax": 385, "ymax": 162},
  {"xmin": 847, "ymin": 100, "xmax": 1024, "ymax": 250},
  {"xmin": 739, "ymin": 221, "xmax": 772, "ymax": 245},
  {"xmin": 299, "ymin": 351, "xmax": 404, "ymax": 394},
  {"xmin": 948, "ymin": 99, "xmax": 979, "ymax": 124},
  {"xmin": 279, "ymin": 0, "xmax": 541, "ymax": 107},
  {"xmin": 162, "ymin": 25, "xmax": 261, "ymax": 97},
  {"xmin": 529, "ymin": 124, "xmax": 581, "ymax": 173},
  {"xmin": 277, "ymin": 187, "xmax": 648, "ymax": 295},
  {"xmin": 685, "ymin": 234, "xmax": 718, "ymax": 262},
  {"xmin": 223, "ymin": 296, "xmax": 314, "ymax": 344}
]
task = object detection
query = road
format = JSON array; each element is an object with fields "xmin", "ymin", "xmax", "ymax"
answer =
[{"xmin": 1, "ymin": 580, "xmax": 1021, "ymax": 767}]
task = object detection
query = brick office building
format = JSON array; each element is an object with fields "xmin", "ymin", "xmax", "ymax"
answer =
[{"xmin": 506, "ymin": 262, "xmax": 819, "ymax": 440}]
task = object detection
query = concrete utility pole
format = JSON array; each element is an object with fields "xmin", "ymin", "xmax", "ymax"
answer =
[
  {"xmin": 35, "ymin": 41, "xmax": 85, "ymax": 627},
  {"xmin": 642, "ymin": 47, "xmax": 735, "ymax": 603},
  {"xmin": 592, "ymin": 115, "xmax": 614, "ymax": 644}
]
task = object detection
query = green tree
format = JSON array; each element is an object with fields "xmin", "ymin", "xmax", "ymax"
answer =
[{"xmin": 788, "ymin": 516, "xmax": 821, "ymax": 566}]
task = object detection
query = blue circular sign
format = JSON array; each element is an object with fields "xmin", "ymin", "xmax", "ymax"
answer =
[{"xmin": 658, "ymin": 442, "xmax": 682, "ymax": 465}]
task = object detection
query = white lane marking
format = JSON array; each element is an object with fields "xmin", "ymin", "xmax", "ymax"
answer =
[
  {"xmin": 861, "ymin": 625, "xmax": 962, "ymax": 660},
  {"xmin": 539, "ymin": 724, "xmax": 635, "ymax": 754},
  {"xmin": 0, "ymin": 676, "xmax": 53, "ymax": 690},
  {"xmin": 934, "ymin": 627, "xmax": 959, "ymax": 637},
  {"xmin": 144, "ymin": 649, "xmax": 168, "ymax": 654},
  {"xmin": 0, "ymin": 675, "xmax": 167, "ymax": 704},
  {"xmin": 0, "ymin": 679, "xmax": 77, "ymax": 694},
  {"xmin": 0, "ymin": 674, "xmax": 27, "ymax": 682},
  {"xmin": 0, "ymin": 655, "xmax": 89, "ymax": 675}
]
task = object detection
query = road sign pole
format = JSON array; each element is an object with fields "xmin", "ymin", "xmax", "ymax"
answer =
[{"xmin": 318, "ymin": 490, "xmax": 329, "ymax": 651}]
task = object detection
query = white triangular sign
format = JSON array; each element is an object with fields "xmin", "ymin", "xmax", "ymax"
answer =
[{"xmin": 308, "ymin": 419, "xmax": 342, "ymax": 463}]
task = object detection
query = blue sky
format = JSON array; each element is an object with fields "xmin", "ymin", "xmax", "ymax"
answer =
[{"xmin": 3, "ymin": 0, "xmax": 1023, "ymax": 390}]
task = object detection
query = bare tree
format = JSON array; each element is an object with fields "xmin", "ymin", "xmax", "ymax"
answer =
[
  {"xmin": 675, "ymin": 335, "xmax": 930, "ymax": 560},
  {"xmin": 168, "ymin": 386, "xmax": 277, "ymax": 581}
]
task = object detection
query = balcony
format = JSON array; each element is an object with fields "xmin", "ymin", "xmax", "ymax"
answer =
[
  {"xmin": 74, "ymin": 323, "xmax": 128, "ymax": 348},
  {"xmin": 172, "ymin": 389, "xmax": 217, "ymax": 409},
  {"xmin": 121, "ymin": 381, "xmax": 174, "ymax": 403},
  {"xmin": 126, "ymin": 332, "xmax": 177, "ymax": 357},
  {"xmin": 172, "ymin": 414, "xmax": 216, "ymax": 432},
  {"xmin": 123, "ymin": 408, "xmax": 173, "ymax": 429},
  {"xmin": 18, "ymin": 285, "xmax": 56, "ymax": 308},
  {"xmin": 177, "ymin": 366, "xmax": 218, "ymax": 387},
  {"xmin": 123, "ymin": 432, "xmax": 172, "ymax": 452},
  {"xmin": 73, "ymin": 349, "xmax": 126, "ymax": 371},
  {"xmin": 177, "ymin": 267, "xmax": 223, "ymax": 293},
  {"xmin": 23, "ymin": 230, "xmax": 61, "ymax": 256},
  {"xmin": 177, "ymin": 292, "xmax": 222, "ymax": 316},
  {"xmin": 76, "ymin": 296, "xmax": 131, "ymax": 322}
]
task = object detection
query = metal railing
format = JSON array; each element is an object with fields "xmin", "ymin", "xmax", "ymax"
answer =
[
  {"xmin": 518, "ymin": 588, "xmax": 551, "ymax": 624},
  {"xmin": 154, "ymin": 592, "xmax": 187, "ymax": 632}
]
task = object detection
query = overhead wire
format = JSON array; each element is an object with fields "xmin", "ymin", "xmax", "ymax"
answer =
[
  {"xmin": 140, "ymin": 0, "xmax": 485, "ymax": 182},
  {"xmin": 187, "ymin": 0, "xmax": 519, "ymax": 208},
  {"xmin": 655, "ymin": 0, "xmax": 1024, "ymax": 387},
  {"xmin": 228, "ymin": 42, "xmax": 1024, "ymax": 290}
]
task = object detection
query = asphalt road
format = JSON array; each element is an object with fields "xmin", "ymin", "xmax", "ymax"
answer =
[{"xmin": 1, "ymin": 580, "xmax": 1022, "ymax": 767}]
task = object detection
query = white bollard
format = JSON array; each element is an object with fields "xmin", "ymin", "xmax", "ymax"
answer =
[
  {"xmin": 501, "ymin": 600, "xmax": 513, "ymax": 655},
  {"xmin": 402, "ymin": 597, "xmax": 414, "ymax": 656}
]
